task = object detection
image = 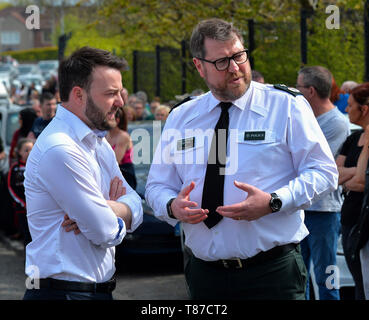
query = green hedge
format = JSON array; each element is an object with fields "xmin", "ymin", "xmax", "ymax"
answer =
[{"xmin": 0, "ymin": 47, "xmax": 58, "ymax": 62}]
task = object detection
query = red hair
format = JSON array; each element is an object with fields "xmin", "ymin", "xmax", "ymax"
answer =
[
  {"xmin": 330, "ymin": 77, "xmax": 343, "ymax": 103},
  {"xmin": 351, "ymin": 83, "xmax": 369, "ymax": 106}
]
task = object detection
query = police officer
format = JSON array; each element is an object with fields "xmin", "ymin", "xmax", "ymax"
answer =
[{"xmin": 145, "ymin": 18, "xmax": 338, "ymax": 300}]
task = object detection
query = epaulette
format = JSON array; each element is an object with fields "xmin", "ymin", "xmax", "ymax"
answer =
[
  {"xmin": 273, "ymin": 84, "xmax": 303, "ymax": 97},
  {"xmin": 170, "ymin": 96, "xmax": 193, "ymax": 114}
]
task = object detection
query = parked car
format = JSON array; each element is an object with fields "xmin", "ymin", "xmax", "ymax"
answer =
[
  {"xmin": 0, "ymin": 81, "xmax": 10, "ymax": 105},
  {"xmin": 38, "ymin": 60, "xmax": 59, "ymax": 80},
  {"xmin": 0, "ymin": 63, "xmax": 18, "ymax": 82},
  {"xmin": 17, "ymin": 64, "xmax": 41, "ymax": 78},
  {"xmin": 115, "ymin": 120, "xmax": 181, "ymax": 265}
]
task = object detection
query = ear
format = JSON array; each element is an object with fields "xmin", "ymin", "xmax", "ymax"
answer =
[
  {"xmin": 193, "ymin": 58, "xmax": 205, "ymax": 78},
  {"xmin": 70, "ymin": 86, "xmax": 85, "ymax": 105},
  {"xmin": 308, "ymin": 86, "xmax": 316, "ymax": 98},
  {"xmin": 361, "ymin": 104, "xmax": 369, "ymax": 117}
]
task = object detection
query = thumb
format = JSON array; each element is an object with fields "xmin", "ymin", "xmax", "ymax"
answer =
[
  {"xmin": 179, "ymin": 181, "xmax": 195, "ymax": 198},
  {"xmin": 234, "ymin": 180, "xmax": 254, "ymax": 194}
]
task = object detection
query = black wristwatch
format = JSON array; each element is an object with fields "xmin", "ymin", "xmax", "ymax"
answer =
[
  {"xmin": 269, "ymin": 193, "xmax": 282, "ymax": 213},
  {"xmin": 166, "ymin": 198, "xmax": 176, "ymax": 219}
]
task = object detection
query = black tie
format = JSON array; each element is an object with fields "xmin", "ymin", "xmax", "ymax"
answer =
[{"xmin": 202, "ymin": 102, "xmax": 232, "ymax": 229}]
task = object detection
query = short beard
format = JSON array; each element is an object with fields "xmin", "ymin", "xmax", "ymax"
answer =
[
  {"xmin": 203, "ymin": 69, "xmax": 250, "ymax": 101},
  {"xmin": 85, "ymin": 94, "xmax": 115, "ymax": 131}
]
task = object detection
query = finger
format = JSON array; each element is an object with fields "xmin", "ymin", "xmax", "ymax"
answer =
[
  {"xmin": 109, "ymin": 177, "xmax": 119, "ymax": 199},
  {"xmin": 184, "ymin": 212, "xmax": 208, "ymax": 223},
  {"xmin": 184, "ymin": 208, "xmax": 208, "ymax": 215},
  {"xmin": 179, "ymin": 181, "xmax": 195, "ymax": 198},
  {"xmin": 234, "ymin": 180, "xmax": 254, "ymax": 194},
  {"xmin": 180, "ymin": 200, "xmax": 198, "ymax": 208},
  {"xmin": 186, "ymin": 215, "xmax": 208, "ymax": 224},
  {"xmin": 216, "ymin": 203, "xmax": 244, "ymax": 214}
]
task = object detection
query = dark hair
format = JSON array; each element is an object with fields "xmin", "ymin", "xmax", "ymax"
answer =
[
  {"xmin": 115, "ymin": 107, "xmax": 128, "ymax": 132},
  {"xmin": 351, "ymin": 83, "xmax": 369, "ymax": 106},
  {"xmin": 58, "ymin": 46, "xmax": 128, "ymax": 102},
  {"xmin": 298, "ymin": 66, "xmax": 332, "ymax": 99},
  {"xmin": 40, "ymin": 91, "xmax": 55, "ymax": 104},
  {"xmin": 19, "ymin": 108, "xmax": 37, "ymax": 137},
  {"xmin": 16, "ymin": 137, "xmax": 33, "ymax": 159},
  {"xmin": 190, "ymin": 18, "xmax": 244, "ymax": 59}
]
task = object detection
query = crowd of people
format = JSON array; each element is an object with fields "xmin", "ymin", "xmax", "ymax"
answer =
[{"xmin": 1, "ymin": 18, "xmax": 369, "ymax": 302}]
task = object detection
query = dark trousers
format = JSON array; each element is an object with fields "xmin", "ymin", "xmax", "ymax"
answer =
[
  {"xmin": 341, "ymin": 224, "xmax": 366, "ymax": 300},
  {"xmin": 184, "ymin": 245, "xmax": 307, "ymax": 300},
  {"xmin": 23, "ymin": 288, "xmax": 113, "ymax": 300}
]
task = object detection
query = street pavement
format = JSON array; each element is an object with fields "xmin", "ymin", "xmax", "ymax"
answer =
[{"xmin": 0, "ymin": 232, "xmax": 188, "ymax": 300}]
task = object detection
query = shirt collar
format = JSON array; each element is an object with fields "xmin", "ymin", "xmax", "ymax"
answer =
[
  {"xmin": 56, "ymin": 105, "xmax": 100, "ymax": 144},
  {"xmin": 207, "ymin": 81, "xmax": 254, "ymax": 113}
]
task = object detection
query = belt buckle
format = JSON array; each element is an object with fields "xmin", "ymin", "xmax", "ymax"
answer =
[
  {"xmin": 222, "ymin": 258, "xmax": 243, "ymax": 269},
  {"xmin": 235, "ymin": 258, "xmax": 243, "ymax": 269}
]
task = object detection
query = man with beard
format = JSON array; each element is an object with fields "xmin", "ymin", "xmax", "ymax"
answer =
[
  {"xmin": 145, "ymin": 18, "xmax": 338, "ymax": 299},
  {"xmin": 23, "ymin": 47, "xmax": 143, "ymax": 300}
]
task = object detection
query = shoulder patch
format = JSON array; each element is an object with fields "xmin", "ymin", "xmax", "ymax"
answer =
[
  {"xmin": 273, "ymin": 84, "xmax": 303, "ymax": 97},
  {"xmin": 170, "ymin": 96, "xmax": 193, "ymax": 114}
]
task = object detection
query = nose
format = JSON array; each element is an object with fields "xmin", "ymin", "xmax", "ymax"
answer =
[
  {"xmin": 115, "ymin": 91, "xmax": 124, "ymax": 107},
  {"xmin": 228, "ymin": 58, "xmax": 239, "ymax": 73}
]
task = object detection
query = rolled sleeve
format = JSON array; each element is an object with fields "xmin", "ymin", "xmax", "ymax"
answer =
[{"xmin": 117, "ymin": 193, "xmax": 143, "ymax": 232}]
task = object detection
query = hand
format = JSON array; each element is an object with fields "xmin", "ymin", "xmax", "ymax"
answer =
[
  {"xmin": 109, "ymin": 176, "xmax": 126, "ymax": 200},
  {"xmin": 216, "ymin": 181, "xmax": 271, "ymax": 221},
  {"xmin": 62, "ymin": 214, "xmax": 81, "ymax": 234},
  {"xmin": 171, "ymin": 181, "xmax": 208, "ymax": 224}
]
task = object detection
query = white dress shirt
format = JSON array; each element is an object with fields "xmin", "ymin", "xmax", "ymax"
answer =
[
  {"xmin": 25, "ymin": 105, "xmax": 143, "ymax": 282},
  {"xmin": 145, "ymin": 81, "xmax": 338, "ymax": 261}
]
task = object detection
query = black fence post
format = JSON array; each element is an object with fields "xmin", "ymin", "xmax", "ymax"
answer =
[
  {"xmin": 248, "ymin": 19, "xmax": 255, "ymax": 69},
  {"xmin": 58, "ymin": 32, "xmax": 72, "ymax": 61},
  {"xmin": 155, "ymin": 45, "xmax": 161, "ymax": 98},
  {"xmin": 365, "ymin": 0, "xmax": 369, "ymax": 81},
  {"xmin": 300, "ymin": 9, "xmax": 308, "ymax": 66},
  {"xmin": 181, "ymin": 40, "xmax": 187, "ymax": 94},
  {"xmin": 133, "ymin": 50, "xmax": 138, "ymax": 93}
]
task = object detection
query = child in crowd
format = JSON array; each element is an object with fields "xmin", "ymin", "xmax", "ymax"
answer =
[{"xmin": 7, "ymin": 138, "xmax": 34, "ymax": 247}]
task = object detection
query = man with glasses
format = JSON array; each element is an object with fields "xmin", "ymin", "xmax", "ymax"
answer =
[
  {"xmin": 146, "ymin": 18, "xmax": 338, "ymax": 299},
  {"xmin": 296, "ymin": 66, "xmax": 350, "ymax": 300}
]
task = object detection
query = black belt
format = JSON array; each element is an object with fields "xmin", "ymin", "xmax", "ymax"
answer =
[
  {"xmin": 199, "ymin": 243, "xmax": 298, "ymax": 269},
  {"xmin": 39, "ymin": 277, "xmax": 116, "ymax": 293}
]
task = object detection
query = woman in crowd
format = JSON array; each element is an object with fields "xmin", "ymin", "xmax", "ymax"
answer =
[
  {"xmin": 7, "ymin": 138, "xmax": 34, "ymax": 246},
  {"xmin": 9, "ymin": 108, "xmax": 37, "ymax": 166},
  {"xmin": 106, "ymin": 107, "xmax": 137, "ymax": 190},
  {"xmin": 336, "ymin": 82, "xmax": 369, "ymax": 300},
  {"xmin": 154, "ymin": 105, "xmax": 171, "ymax": 122}
]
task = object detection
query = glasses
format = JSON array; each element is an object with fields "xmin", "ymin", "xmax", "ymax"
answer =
[{"xmin": 196, "ymin": 49, "xmax": 249, "ymax": 71}]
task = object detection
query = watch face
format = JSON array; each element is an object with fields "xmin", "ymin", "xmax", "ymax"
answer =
[{"xmin": 270, "ymin": 193, "xmax": 282, "ymax": 212}]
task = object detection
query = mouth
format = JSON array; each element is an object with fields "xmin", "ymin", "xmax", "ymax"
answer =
[{"xmin": 107, "ymin": 108, "xmax": 117, "ymax": 119}]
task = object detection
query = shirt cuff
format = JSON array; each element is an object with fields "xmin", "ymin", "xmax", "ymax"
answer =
[
  {"xmin": 118, "ymin": 196, "xmax": 143, "ymax": 233},
  {"xmin": 100, "ymin": 217, "xmax": 126, "ymax": 248},
  {"xmin": 274, "ymin": 186, "xmax": 294, "ymax": 213}
]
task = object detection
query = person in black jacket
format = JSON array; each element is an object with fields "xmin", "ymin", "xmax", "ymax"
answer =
[{"xmin": 7, "ymin": 138, "xmax": 34, "ymax": 246}]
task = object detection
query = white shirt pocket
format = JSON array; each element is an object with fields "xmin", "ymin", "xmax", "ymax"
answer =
[{"xmin": 173, "ymin": 135, "xmax": 207, "ymax": 183}]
